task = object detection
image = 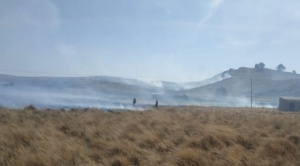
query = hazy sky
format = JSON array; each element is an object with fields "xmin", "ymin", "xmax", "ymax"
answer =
[{"xmin": 1, "ymin": 0, "xmax": 300, "ymax": 81}]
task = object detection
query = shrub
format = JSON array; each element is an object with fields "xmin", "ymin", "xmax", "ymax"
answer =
[{"xmin": 24, "ymin": 104, "xmax": 37, "ymax": 110}]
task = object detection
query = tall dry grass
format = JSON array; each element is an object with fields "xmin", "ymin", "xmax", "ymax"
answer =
[{"xmin": 0, "ymin": 106, "xmax": 299, "ymax": 166}]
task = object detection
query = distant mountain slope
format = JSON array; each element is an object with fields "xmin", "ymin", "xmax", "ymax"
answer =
[
  {"xmin": 1, "ymin": 67, "xmax": 299, "ymax": 108},
  {"xmin": 186, "ymin": 67, "xmax": 300, "ymax": 99},
  {"xmin": 0, "ymin": 75, "xmax": 164, "ymax": 108},
  {"xmin": 0, "ymin": 74, "xmax": 161, "ymax": 93},
  {"xmin": 178, "ymin": 72, "xmax": 231, "ymax": 90}
]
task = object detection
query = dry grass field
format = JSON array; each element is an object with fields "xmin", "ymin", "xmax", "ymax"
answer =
[{"xmin": 0, "ymin": 106, "xmax": 299, "ymax": 166}]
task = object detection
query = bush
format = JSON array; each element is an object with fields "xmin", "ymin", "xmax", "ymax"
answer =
[{"xmin": 24, "ymin": 104, "xmax": 37, "ymax": 110}]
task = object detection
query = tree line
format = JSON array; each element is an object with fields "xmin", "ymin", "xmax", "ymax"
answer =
[{"xmin": 254, "ymin": 62, "xmax": 296, "ymax": 74}]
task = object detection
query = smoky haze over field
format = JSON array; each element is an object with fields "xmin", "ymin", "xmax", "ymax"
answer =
[
  {"xmin": 0, "ymin": 75, "xmax": 159, "ymax": 109},
  {"xmin": 1, "ymin": 67, "xmax": 299, "ymax": 109},
  {"xmin": 1, "ymin": 0, "xmax": 300, "ymax": 82},
  {"xmin": 0, "ymin": 74, "xmax": 191, "ymax": 109},
  {"xmin": 1, "ymin": 1, "xmax": 300, "ymax": 109}
]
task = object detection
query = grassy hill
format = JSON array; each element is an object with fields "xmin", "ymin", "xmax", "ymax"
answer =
[
  {"xmin": 1, "ymin": 67, "xmax": 300, "ymax": 108},
  {"xmin": 186, "ymin": 67, "xmax": 300, "ymax": 105},
  {"xmin": 0, "ymin": 75, "xmax": 163, "ymax": 108}
]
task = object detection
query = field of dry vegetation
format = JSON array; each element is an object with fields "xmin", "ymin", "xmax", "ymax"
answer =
[{"xmin": 0, "ymin": 106, "xmax": 299, "ymax": 166}]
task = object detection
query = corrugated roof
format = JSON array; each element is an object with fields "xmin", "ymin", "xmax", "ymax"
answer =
[{"xmin": 280, "ymin": 97, "xmax": 300, "ymax": 101}]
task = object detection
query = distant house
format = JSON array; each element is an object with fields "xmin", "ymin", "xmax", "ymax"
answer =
[{"xmin": 279, "ymin": 97, "xmax": 300, "ymax": 111}]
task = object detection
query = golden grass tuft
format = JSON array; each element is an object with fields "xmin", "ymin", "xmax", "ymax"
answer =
[
  {"xmin": 260, "ymin": 138, "xmax": 298, "ymax": 159},
  {"xmin": 111, "ymin": 157, "xmax": 130, "ymax": 166},
  {"xmin": 0, "ymin": 106, "xmax": 299, "ymax": 165},
  {"xmin": 175, "ymin": 148, "xmax": 207, "ymax": 166}
]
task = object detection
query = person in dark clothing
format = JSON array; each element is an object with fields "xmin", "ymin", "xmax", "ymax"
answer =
[
  {"xmin": 155, "ymin": 100, "xmax": 158, "ymax": 109},
  {"xmin": 133, "ymin": 98, "xmax": 136, "ymax": 106}
]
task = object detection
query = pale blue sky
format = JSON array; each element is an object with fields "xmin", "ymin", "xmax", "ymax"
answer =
[{"xmin": 1, "ymin": 0, "xmax": 300, "ymax": 81}]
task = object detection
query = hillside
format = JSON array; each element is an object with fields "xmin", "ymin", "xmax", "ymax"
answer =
[
  {"xmin": 186, "ymin": 67, "xmax": 300, "ymax": 106},
  {"xmin": 1, "ymin": 67, "xmax": 300, "ymax": 108},
  {"xmin": 0, "ymin": 75, "xmax": 163, "ymax": 108}
]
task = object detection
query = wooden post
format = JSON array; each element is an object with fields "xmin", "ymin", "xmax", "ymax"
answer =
[{"xmin": 251, "ymin": 78, "xmax": 253, "ymax": 108}]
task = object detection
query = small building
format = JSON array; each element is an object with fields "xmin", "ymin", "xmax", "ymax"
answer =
[{"xmin": 279, "ymin": 97, "xmax": 300, "ymax": 111}]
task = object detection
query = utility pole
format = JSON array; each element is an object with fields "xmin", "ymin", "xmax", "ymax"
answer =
[{"xmin": 251, "ymin": 77, "xmax": 253, "ymax": 108}]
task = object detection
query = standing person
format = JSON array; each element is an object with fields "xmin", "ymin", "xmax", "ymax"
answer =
[
  {"xmin": 155, "ymin": 100, "xmax": 158, "ymax": 109},
  {"xmin": 133, "ymin": 98, "xmax": 136, "ymax": 107}
]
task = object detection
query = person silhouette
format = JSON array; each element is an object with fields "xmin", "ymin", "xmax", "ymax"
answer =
[
  {"xmin": 155, "ymin": 100, "xmax": 158, "ymax": 109},
  {"xmin": 133, "ymin": 98, "xmax": 136, "ymax": 107}
]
